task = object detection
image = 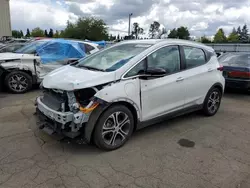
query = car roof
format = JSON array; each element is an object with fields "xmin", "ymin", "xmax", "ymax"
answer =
[
  {"xmin": 36, "ymin": 39, "xmax": 98, "ymax": 47},
  {"xmin": 119, "ymin": 39, "xmax": 214, "ymax": 52},
  {"xmin": 71, "ymin": 40, "xmax": 99, "ymax": 47}
]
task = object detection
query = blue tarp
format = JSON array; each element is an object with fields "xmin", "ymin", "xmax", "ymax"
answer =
[{"xmin": 36, "ymin": 39, "xmax": 86, "ymax": 64}]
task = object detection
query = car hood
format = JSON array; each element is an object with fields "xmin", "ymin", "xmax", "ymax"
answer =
[
  {"xmin": 42, "ymin": 65, "xmax": 116, "ymax": 91},
  {"xmin": 0, "ymin": 53, "xmax": 38, "ymax": 61}
]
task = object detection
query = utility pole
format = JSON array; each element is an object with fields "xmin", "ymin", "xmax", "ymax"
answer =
[{"xmin": 128, "ymin": 13, "xmax": 133, "ymax": 36}]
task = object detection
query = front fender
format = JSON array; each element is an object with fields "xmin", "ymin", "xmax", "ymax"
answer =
[
  {"xmin": 1, "ymin": 61, "xmax": 36, "ymax": 75},
  {"xmin": 94, "ymin": 79, "xmax": 141, "ymax": 119}
]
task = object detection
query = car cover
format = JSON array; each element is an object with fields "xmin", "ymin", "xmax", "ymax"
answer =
[{"xmin": 36, "ymin": 39, "xmax": 86, "ymax": 64}]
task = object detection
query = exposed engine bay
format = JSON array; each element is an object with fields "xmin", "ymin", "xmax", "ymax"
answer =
[{"xmin": 36, "ymin": 85, "xmax": 105, "ymax": 138}]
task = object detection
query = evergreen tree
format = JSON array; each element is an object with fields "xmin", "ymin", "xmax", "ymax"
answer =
[
  {"xmin": 26, "ymin": 28, "xmax": 30, "ymax": 37},
  {"xmin": 54, "ymin": 30, "xmax": 60, "ymax": 38},
  {"xmin": 44, "ymin": 30, "xmax": 48, "ymax": 37},
  {"xmin": 48, "ymin": 29, "xmax": 54, "ymax": 37},
  {"xmin": 200, "ymin": 35, "xmax": 212, "ymax": 43},
  {"xmin": 227, "ymin": 27, "xmax": 239, "ymax": 43},
  {"xmin": 168, "ymin": 28, "xmax": 178, "ymax": 38},
  {"xmin": 20, "ymin": 30, "xmax": 24, "ymax": 38},
  {"xmin": 237, "ymin": 26, "xmax": 242, "ymax": 41},
  {"xmin": 31, "ymin": 27, "xmax": 44, "ymax": 37},
  {"xmin": 177, "ymin": 26, "xmax": 190, "ymax": 40},
  {"xmin": 241, "ymin": 24, "xmax": 249, "ymax": 43},
  {"xmin": 213, "ymin": 28, "xmax": 227, "ymax": 43},
  {"xmin": 109, "ymin": 34, "xmax": 113, "ymax": 41}
]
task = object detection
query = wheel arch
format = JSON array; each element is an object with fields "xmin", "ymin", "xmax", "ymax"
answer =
[
  {"xmin": 211, "ymin": 82, "xmax": 224, "ymax": 94},
  {"xmin": 4, "ymin": 68, "xmax": 34, "ymax": 83},
  {"xmin": 203, "ymin": 82, "xmax": 224, "ymax": 104},
  {"xmin": 84, "ymin": 98, "xmax": 140, "ymax": 144}
]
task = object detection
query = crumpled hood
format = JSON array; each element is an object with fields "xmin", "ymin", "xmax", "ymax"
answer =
[
  {"xmin": 42, "ymin": 65, "xmax": 116, "ymax": 91},
  {"xmin": 0, "ymin": 53, "xmax": 38, "ymax": 61}
]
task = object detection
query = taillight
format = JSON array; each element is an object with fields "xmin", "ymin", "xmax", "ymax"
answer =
[
  {"xmin": 228, "ymin": 71, "xmax": 250, "ymax": 79},
  {"xmin": 217, "ymin": 66, "xmax": 223, "ymax": 71}
]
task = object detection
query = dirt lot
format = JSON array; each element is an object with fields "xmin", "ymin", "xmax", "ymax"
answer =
[{"xmin": 0, "ymin": 89, "xmax": 250, "ymax": 188}]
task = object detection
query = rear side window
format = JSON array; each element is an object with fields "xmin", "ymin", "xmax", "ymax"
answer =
[{"xmin": 183, "ymin": 46, "xmax": 206, "ymax": 69}]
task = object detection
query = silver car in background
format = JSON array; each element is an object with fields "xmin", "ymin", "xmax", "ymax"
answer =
[{"xmin": 0, "ymin": 39, "xmax": 99, "ymax": 93}]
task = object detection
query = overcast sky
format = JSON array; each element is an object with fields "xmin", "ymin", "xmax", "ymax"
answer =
[{"xmin": 10, "ymin": 0, "xmax": 250, "ymax": 37}]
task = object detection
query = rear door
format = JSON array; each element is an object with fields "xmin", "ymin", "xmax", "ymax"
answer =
[{"xmin": 180, "ymin": 46, "xmax": 217, "ymax": 108}]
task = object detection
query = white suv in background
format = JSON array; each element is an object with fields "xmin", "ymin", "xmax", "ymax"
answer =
[{"xmin": 36, "ymin": 39, "xmax": 225, "ymax": 150}]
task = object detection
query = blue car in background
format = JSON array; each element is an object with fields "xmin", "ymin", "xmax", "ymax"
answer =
[
  {"xmin": 219, "ymin": 52, "xmax": 250, "ymax": 90},
  {"xmin": 0, "ymin": 39, "xmax": 100, "ymax": 93}
]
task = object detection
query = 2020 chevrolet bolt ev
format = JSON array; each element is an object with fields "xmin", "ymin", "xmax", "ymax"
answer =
[{"xmin": 35, "ymin": 39, "xmax": 225, "ymax": 150}]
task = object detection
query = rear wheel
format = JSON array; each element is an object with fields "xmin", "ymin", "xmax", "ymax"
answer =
[
  {"xmin": 4, "ymin": 71, "xmax": 32, "ymax": 93},
  {"xmin": 202, "ymin": 88, "xmax": 222, "ymax": 116},
  {"xmin": 93, "ymin": 105, "xmax": 134, "ymax": 151}
]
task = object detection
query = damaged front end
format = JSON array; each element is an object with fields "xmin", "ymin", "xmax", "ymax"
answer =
[{"xmin": 35, "ymin": 86, "xmax": 105, "ymax": 139}]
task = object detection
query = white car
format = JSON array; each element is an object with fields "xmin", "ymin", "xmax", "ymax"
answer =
[
  {"xmin": 0, "ymin": 39, "xmax": 99, "ymax": 93},
  {"xmin": 36, "ymin": 39, "xmax": 225, "ymax": 150}
]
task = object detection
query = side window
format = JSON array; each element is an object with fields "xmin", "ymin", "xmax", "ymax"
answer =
[
  {"xmin": 84, "ymin": 44, "xmax": 95, "ymax": 54},
  {"xmin": 147, "ymin": 46, "xmax": 180, "ymax": 74},
  {"xmin": 124, "ymin": 59, "xmax": 146, "ymax": 78},
  {"xmin": 183, "ymin": 46, "xmax": 206, "ymax": 69}
]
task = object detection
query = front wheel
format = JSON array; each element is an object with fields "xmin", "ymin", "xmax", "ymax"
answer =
[
  {"xmin": 4, "ymin": 71, "xmax": 32, "ymax": 94},
  {"xmin": 93, "ymin": 105, "xmax": 134, "ymax": 151},
  {"xmin": 202, "ymin": 88, "xmax": 222, "ymax": 116}
]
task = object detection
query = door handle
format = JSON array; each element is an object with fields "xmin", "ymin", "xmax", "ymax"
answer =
[
  {"xmin": 208, "ymin": 68, "xmax": 213, "ymax": 72},
  {"xmin": 176, "ymin": 77, "xmax": 184, "ymax": 82}
]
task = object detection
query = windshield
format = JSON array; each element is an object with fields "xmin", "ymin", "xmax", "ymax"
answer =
[
  {"xmin": 76, "ymin": 43, "xmax": 152, "ymax": 72},
  {"xmin": 15, "ymin": 40, "xmax": 48, "ymax": 54}
]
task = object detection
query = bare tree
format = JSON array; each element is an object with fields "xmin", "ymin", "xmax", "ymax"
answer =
[
  {"xmin": 132, "ymin": 23, "xmax": 144, "ymax": 39},
  {"xmin": 149, "ymin": 21, "xmax": 160, "ymax": 39}
]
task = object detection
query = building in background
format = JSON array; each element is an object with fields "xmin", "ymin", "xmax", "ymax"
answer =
[{"xmin": 0, "ymin": 0, "xmax": 11, "ymax": 38}]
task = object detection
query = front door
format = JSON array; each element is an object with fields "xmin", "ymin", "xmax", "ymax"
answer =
[{"xmin": 140, "ymin": 45, "xmax": 186, "ymax": 121}]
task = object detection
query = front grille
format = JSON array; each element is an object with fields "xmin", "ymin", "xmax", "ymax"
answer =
[{"xmin": 41, "ymin": 89, "xmax": 68, "ymax": 111}]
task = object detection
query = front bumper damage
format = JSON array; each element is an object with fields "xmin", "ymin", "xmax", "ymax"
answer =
[{"xmin": 35, "ymin": 92, "xmax": 93, "ymax": 139}]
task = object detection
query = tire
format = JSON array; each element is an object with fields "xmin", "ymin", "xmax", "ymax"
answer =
[
  {"xmin": 4, "ymin": 71, "xmax": 32, "ymax": 94},
  {"xmin": 93, "ymin": 105, "xmax": 134, "ymax": 151},
  {"xmin": 202, "ymin": 87, "xmax": 222, "ymax": 116}
]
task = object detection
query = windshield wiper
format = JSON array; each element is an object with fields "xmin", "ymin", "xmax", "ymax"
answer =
[{"xmin": 78, "ymin": 65, "xmax": 106, "ymax": 72}]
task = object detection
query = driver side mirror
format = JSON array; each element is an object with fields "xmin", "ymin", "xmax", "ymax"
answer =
[
  {"xmin": 139, "ymin": 67, "xmax": 166, "ymax": 78},
  {"xmin": 146, "ymin": 67, "xmax": 166, "ymax": 76}
]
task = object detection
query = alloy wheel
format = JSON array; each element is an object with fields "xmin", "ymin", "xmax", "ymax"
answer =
[
  {"xmin": 102, "ymin": 111, "xmax": 131, "ymax": 146},
  {"xmin": 8, "ymin": 74, "xmax": 28, "ymax": 92},
  {"xmin": 207, "ymin": 91, "xmax": 220, "ymax": 114}
]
